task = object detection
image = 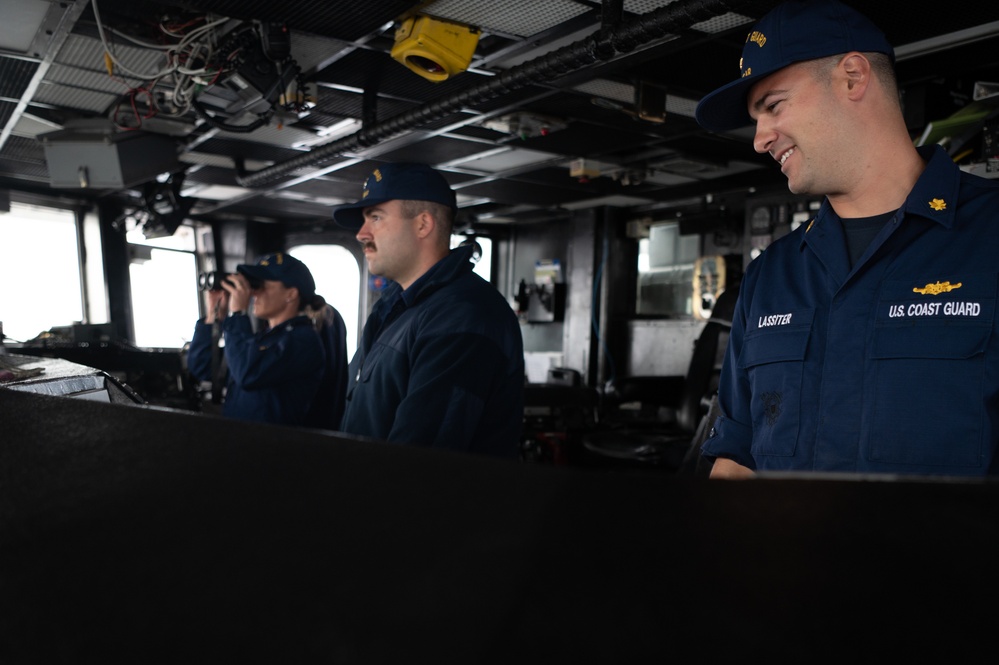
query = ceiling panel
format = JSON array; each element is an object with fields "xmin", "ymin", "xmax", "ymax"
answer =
[
  {"xmin": 0, "ymin": 57, "xmax": 40, "ymax": 99},
  {"xmin": 0, "ymin": 0, "xmax": 998, "ymax": 227}
]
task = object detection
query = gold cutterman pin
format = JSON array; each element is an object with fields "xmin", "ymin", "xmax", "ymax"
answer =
[{"xmin": 913, "ymin": 281, "xmax": 962, "ymax": 295}]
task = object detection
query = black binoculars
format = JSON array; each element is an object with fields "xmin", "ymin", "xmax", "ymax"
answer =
[{"xmin": 198, "ymin": 271, "xmax": 262, "ymax": 292}]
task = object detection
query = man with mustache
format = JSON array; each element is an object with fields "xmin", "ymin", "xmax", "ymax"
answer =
[{"xmin": 333, "ymin": 162, "xmax": 525, "ymax": 458}]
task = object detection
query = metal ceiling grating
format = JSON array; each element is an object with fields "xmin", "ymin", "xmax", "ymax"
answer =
[
  {"xmin": 287, "ymin": 31, "xmax": 353, "ymax": 75},
  {"xmin": 91, "ymin": 0, "xmax": 415, "ymax": 43},
  {"xmin": 58, "ymin": 34, "xmax": 164, "ymax": 80},
  {"xmin": 623, "ymin": 0, "xmax": 757, "ymax": 36},
  {"xmin": 44, "ymin": 63, "xmax": 142, "ymax": 96},
  {"xmin": 0, "ymin": 56, "xmax": 40, "ymax": 99},
  {"xmin": 282, "ymin": 177, "xmax": 364, "ymax": 201},
  {"xmin": 623, "ymin": 0, "xmax": 678, "ymax": 14},
  {"xmin": 374, "ymin": 134, "xmax": 502, "ymax": 165},
  {"xmin": 425, "ymin": 0, "xmax": 594, "ymax": 38},
  {"xmin": 690, "ymin": 12, "xmax": 755, "ymax": 34},
  {"xmin": 196, "ymin": 136, "xmax": 304, "ymax": 163},
  {"xmin": 0, "ymin": 102, "xmax": 16, "ymax": 133},
  {"xmin": 31, "ymin": 83, "xmax": 117, "ymax": 113},
  {"xmin": 0, "ymin": 157, "xmax": 48, "ymax": 180},
  {"xmin": 418, "ymin": 112, "xmax": 483, "ymax": 132},
  {"xmin": 573, "ymin": 78, "xmax": 634, "ymax": 103},
  {"xmin": 311, "ymin": 87, "xmax": 416, "ymax": 123},
  {"xmin": 666, "ymin": 95, "xmax": 698, "ymax": 118},
  {"xmin": 457, "ymin": 177, "xmax": 594, "ymax": 206},
  {"xmin": 466, "ymin": 85, "xmax": 555, "ymax": 114},
  {"xmin": 0, "ymin": 135, "xmax": 46, "ymax": 163}
]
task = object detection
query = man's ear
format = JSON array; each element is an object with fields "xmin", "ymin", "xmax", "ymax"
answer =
[
  {"xmin": 839, "ymin": 52, "xmax": 872, "ymax": 100},
  {"xmin": 415, "ymin": 210, "xmax": 436, "ymax": 239},
  {"xmin": 286, "ymin": 286, "xmax": 300, "ymax": 304}
]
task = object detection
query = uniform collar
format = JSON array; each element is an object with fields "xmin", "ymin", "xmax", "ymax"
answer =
[
  {"xmin": 400, "ymin": 243, "xmax": 477, "ymax": 307},
  {"xmin": 369, "ymin": 243, "xmax": 476, "ymax": 321},
  {"xmin": 262, "ymin": 313, "xmax": 312, "ymax": 334},
  {"xmin": 800, "ymin": 144, "xmax": 959, "ymax": 251},
  {"xmin": 901, "ymin": 144, "xmax": 960, "ymax": 228}
]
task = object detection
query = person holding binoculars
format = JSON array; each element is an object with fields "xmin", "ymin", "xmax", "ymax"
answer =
[{"xmin": 187, "ymin": 252, "xmax": 345, "ymax": 428}]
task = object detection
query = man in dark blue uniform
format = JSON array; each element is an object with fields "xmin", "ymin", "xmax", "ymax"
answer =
[
  {"xmin": 694, "ymin": 0, "xmax": 999, "ymax": 477},
  {"xmin": 333, "ymin": 163, "xmax": 525, "ymax": 458}
]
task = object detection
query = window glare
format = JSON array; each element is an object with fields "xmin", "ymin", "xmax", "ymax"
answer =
[
  {"xmin": 288, "ymin": 244, "xmax": 360, "ymax": 361},
  {"xmin": 83, "ymin": 211, "xmax": 108, "ymax": 325},
  {"xmin": 130, "ymin": 248, "xmax": 200, "ymax": 348},
  {"xmin": 0, "ymin": 203, "xmax": 83, "ymax": 342}
]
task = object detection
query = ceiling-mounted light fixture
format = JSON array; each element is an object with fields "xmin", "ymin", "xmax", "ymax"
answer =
[{"xmin": 390, "ymin": 15, "xmax": 481, "ymax": 82}]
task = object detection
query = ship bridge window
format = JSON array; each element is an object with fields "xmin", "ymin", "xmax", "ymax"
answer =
[
  {"xmin": 287, "ymin": 244, "xmax": 362, "ymax": 361},
  {"xmin": 636, "ymin": 222, "xmax": 699, "ymax": 317},
  {"xmin": 0, "ymin": 202, "xmax": 85, "ymax": 344},
  {"xmin": 126, "ymin": 223, "xmax": 201, "ymax": 349}
]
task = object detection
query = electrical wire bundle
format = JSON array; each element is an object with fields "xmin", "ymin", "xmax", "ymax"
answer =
[
  {"xmin": 90, "ymin": 0, "xmax": 304, "ymax": 132},
  {"xmin": 90, "ymin": 0, "xmax": 238, "ymax": 129}
]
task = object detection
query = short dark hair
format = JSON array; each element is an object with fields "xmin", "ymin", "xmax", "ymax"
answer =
[
  {"xmin": 807, "ymin": 52, "xmax": 900, "ymax": 108},
  {"xmin": 400, "ymin": 199, "xmax": 454, "ymax": 239},
  {"xmin": 866, "ymin": 52, "xmax": 900, "ymax": 107}
]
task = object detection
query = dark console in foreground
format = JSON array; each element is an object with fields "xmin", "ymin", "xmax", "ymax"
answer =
[{"xmin": 2, "ymin": 386, "xmax": 998, "ymax": 662}]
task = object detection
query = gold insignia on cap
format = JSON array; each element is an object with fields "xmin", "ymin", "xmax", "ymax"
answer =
[
  {"xmin": 276, "ymin": 253, "xmax": 284, "ymax": 264},
  {"xmin": 913, "ymin": 280, "xmax": 962, "ymax": 295},
  {"xmin": 362, "ymin": 172, "xmax": 377, "ymax": 198},
  {"xmin": 746, "ymin": 31, "xmax": 767, "ymax": 48},
  {"xmin": 929, "ymin": 198, "xmax": 946, "ymax": 211}
]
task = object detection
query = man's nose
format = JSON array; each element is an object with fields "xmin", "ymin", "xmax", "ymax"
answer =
[
  {"xmin": 753, "ymin": 118, "xmax": 775, "ymax": 155},
  {"xmin": 356, "ymin": 219, "xmax": 371, "ymax": 241}
]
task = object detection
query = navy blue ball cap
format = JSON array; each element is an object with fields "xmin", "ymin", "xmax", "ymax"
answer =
[
  {"xmin": 694, "ymin": 0, "xmax": 894, "ymax": 132},
  {"xmin": 332, "ymin": 162, "xmax": 458, "ymax": 230},
  {"xmin": 237, "ymin": 252, "xmax": 316, "ymax": 298}
]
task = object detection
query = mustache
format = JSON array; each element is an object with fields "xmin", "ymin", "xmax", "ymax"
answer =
[{"xmin": 360, "ymin": 241, "xmax": 376, "ymax": 251}]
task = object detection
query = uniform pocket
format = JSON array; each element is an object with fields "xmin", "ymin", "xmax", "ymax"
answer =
[
  {"xmin": 739, "ymin": 309, "xmax": 813, "ymax": 458},
  {"xmin": 868, "ymin": 274, "xmax": 996, "ymax": 469},
  {"xmin": 869, "ymin": 322, "xmax": 989, "ymax": 468}
]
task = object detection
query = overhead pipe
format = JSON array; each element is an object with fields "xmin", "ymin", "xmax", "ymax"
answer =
[
  {"xmin": 597, "ymin": 0, "xmax": 625, "ymax": 58},
  {"xmin": 235, "ymin": 0, "xmax": 748, "ymax": 188}
]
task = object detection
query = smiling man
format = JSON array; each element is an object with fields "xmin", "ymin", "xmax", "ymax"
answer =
[
  {"xmin": 694, "ymin": 0, "xmax": 999, "ymax": 477},
  {"xmin": 333, "ymin": 162, "xmax": 525, "ymax": 458}
]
